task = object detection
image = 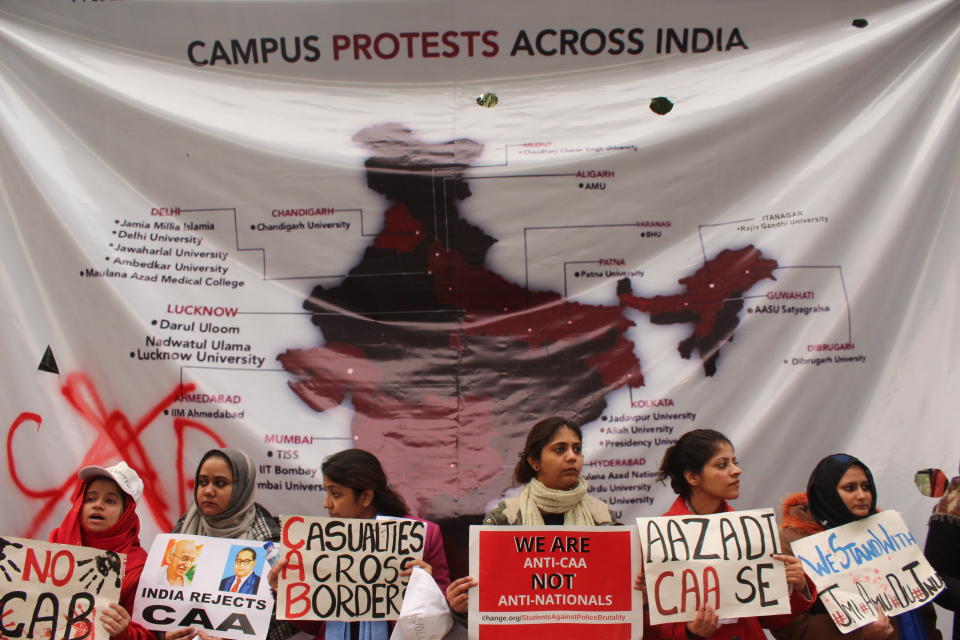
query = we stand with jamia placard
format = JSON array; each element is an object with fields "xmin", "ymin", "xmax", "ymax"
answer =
[{"xmin": 791, "ymin": 511, "xmax": 944, "ymax": 633}]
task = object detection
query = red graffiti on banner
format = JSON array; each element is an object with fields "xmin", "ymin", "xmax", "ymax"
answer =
[{"xmin": 6, "ymin": 373, "xmax": 226, "ymax": 537}]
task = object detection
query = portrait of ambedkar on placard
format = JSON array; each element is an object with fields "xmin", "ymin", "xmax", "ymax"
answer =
[{"xmin": 219, "ymin": 546, "xmax": 261, "ymax": 594}]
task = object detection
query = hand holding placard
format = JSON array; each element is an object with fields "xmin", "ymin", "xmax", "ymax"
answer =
[{"xmin": 133, "ymin": 534, "xmax": 275, "ymax": 640}]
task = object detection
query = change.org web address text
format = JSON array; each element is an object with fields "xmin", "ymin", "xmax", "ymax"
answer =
[{"xmin": 480, "ymin": 612, "xmax": 626, "ymax": 623}]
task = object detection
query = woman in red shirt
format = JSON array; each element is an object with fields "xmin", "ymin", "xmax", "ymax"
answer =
[{"xmin": 649, "ymin": 429, "xmax": 815, "ymax": 640}]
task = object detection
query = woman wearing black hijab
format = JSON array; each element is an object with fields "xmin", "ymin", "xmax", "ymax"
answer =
[{"xmin": 775, "ymin": 453, "xmax": 940, "ymax": 640}]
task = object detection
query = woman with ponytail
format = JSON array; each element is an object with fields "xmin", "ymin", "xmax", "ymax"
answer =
[
  {"xmin": 649, "ymin": 429, "xmax": 815, "ymax": 640},
  {"xmin": 268, "ymin": 448, "xmax": 450, "ymax": 640}
]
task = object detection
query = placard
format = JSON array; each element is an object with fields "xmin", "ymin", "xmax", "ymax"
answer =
[
  {"xmin": 0, "ymin": 535, "xmax": 125, "ymax": 640},
  {"xmin": 791, "ymin": 510, "xmax": 945, "ymax": 632},
  {"xmin": 277, "ymin": 516, "xmax": 425, "ymax": 621},
  {"xmin": 637, "ymin": 508, "xmax": 789, "ymax": 624},
  {"xmin": 467, "ymin": 526, "xmax": 642, "ymax": 640},
  {"xmin": 132, "ymin": 534, "xmax": 275, "ymax": 640}
]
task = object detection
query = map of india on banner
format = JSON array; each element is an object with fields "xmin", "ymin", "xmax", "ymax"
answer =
[{"xmin": 0, "ymin": 0, "xmax": 958, "ymax": 566}]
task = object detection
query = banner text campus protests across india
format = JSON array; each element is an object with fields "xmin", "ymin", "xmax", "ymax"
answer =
[{"xmin": 1, "ymin": 0, "xmax": 958, "ymax": 573}]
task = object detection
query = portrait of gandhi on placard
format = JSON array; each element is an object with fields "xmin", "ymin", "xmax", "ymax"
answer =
[{"xmin": 162, "ymin": 539, "xmax": 202, "ymax": 587}]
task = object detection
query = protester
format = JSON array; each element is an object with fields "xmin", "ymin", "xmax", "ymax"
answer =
[
  {"xmin": 445, "ymin": 416, "xmax": 616, "ymax": 614},
  {"xmin": 163, "ymin": 448, "xmax": 295, "ymax": 640},
  {"xmin": 925, "ymin": 471, "xmax": 960, "ymax": 640},
  {"xmin": 776, "ymin": 453, "xmax": 941, "ymax": 640},
  {"xmin": 49, "ymin": 461, "xmax": 151, "ymax": 640},
  {"xmin": 650, "ymin": 428, "xmax": 815, "ymax": 639},
  {"xmin": 267, "ymin": 448, "xmax": 451, "ymax": 639}
]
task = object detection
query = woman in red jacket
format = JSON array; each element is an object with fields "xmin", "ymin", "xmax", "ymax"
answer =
[
  {"xmin": 48, "ymin": 461, "xmax": 152, "ymax": 640},
  {"xmin": 650, "ymin": 429, "xmax": 815, "ymax": 640}
]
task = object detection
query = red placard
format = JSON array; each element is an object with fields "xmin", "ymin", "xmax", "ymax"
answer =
[{"xmin": 468, "ymin": 526, "xmax": 642, "ymax": 639}]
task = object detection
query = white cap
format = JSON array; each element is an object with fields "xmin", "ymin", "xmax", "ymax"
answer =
[{"xmin": 78, "ymin": 461, "xmax": 144, "ymax": 503}]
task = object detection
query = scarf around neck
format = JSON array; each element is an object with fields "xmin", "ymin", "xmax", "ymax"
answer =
[
  {"xmin": 178, "ymin": 448, "xmax": 257, "ymax": 538},
  {"xmin": 519, "ymin": 477, "xmax": 595, "ymax": 526}
]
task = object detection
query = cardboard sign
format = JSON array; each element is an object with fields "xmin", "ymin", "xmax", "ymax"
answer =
[
  {"xmin": 791, "ymin": 511, "xmax": 945, "ymax": 632},
  {"xmin": 0, "ymin": 535, "xmax": 125, "ymax": 640},
  {"xmin": 467, "ymin": 526, "xmax": 642, "ymax": 640},
  {"xmin": 637, "ymin": 508, "xmax": 789, "ymax": 624},
  {"xmin": 132, "ymin": 534, "xmax": 276, "ymax": 640},
  {"xmin": 277, "ymin": 516, "xmax": 425, "ymax": 621}
]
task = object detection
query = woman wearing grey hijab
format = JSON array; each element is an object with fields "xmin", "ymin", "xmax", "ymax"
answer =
[
  {"xmin": 174, "ymin": 448, "xmax": 271, "ymax": 539},
  {"xmin": 164, "ymin": 448, "xmax": 294, "ymax": 640}
]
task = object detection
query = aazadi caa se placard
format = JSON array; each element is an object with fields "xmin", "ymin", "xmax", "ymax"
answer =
[
  {"xmin": 468, "ymin": 526, "xmax": 642, "ymax": 640},
  {"xmin": 637, "ymin": 508, "xmax": 790, "ymax": 625}
]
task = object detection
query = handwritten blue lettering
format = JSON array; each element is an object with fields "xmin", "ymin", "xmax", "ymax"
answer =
[{"xmin": 800, "ymin": 525, "xmax": 916, "ymax": 576}]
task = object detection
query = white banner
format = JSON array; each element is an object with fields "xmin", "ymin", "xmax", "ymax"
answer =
[
  {"xmin": 1, "ymin": 0, "xmax": 958, "ymax": 583},
  {"xmin": 133, "ymin": 534, "xmax": 275, "ymax": 640},
  {"xmin": 637, "ymin": 509, "xmax": 789, "ymax": 624},
  {"xmin": 791, "ymin": 511, "xmax": 945, "ymax": 632}
]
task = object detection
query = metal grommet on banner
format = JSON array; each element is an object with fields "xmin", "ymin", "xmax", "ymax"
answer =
[
  {"xmin": 476, "ymin": 92, "xmax": 499, "ymax": 108},
  {"xmin": 650, "ymin": 96, "xmax": 674, "ymax": 115},
  {"xmin": 852, "ymin": 19, "xmax": 869, "ymax": 28}
]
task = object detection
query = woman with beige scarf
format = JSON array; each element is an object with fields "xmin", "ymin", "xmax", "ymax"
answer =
[
  {"xmin": 445, "ymin": 416, "xmax": 616, "ymax": 613},
  {"xmin": 162, "ymin": 448, "xmax": 295, "ymax": 640}
]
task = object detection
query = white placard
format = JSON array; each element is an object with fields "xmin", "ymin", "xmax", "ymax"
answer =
[{"xmin": 637, "ymin": 508, "xmax": 789, "ymax": 624}]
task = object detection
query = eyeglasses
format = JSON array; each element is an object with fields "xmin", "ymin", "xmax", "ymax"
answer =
[
  {"xmin": 170, "ymin": 553, "xmax": 197, "ymax": 563},
  {"xmin": 235, "ymin": 558, "xmax": 255, "ymax": 566}
]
